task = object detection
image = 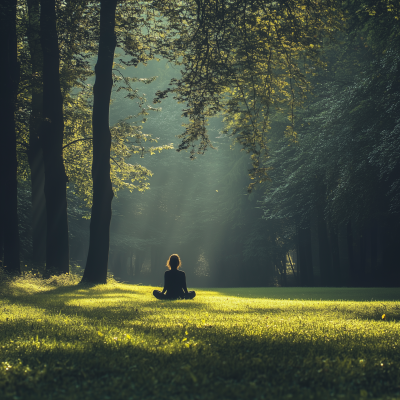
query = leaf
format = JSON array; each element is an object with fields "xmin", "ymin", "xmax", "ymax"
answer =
[{"xmin": 97, "ymin": 331, "xmax": 104, "ymax": 337}]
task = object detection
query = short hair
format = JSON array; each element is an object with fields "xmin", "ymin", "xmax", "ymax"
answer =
[{"xmin": 166, "ymin": 254, "xmax": 181, "ymax": 270}]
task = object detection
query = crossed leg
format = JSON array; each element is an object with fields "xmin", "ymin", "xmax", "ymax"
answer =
[{"xmin": 153, "ymin": 290, "xmax": 196, "ymax": 300}]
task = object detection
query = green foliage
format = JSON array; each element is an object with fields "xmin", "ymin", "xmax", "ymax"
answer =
[
  {"xmin": 1, "ymin": 282, "xmax": 400, "ymax": 399},
  {"xmin": 261, "ymin": 0, "xmax": 400, "ymax": 228},
  {"xmin": 154, "ymin": 0, "xmax": 344, "ymax": 187},
  {"xmin": 15, "ymin": 0, "xmax": 174, "ymax": 212},
  {"xmin": 63, "ymin": 87, "xmax": 174, "ymax": 210}
]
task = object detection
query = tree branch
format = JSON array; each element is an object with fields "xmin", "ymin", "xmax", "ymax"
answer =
[{"xmin": 63, "ymin": 137, "xmax": 92, "ymax": 149}]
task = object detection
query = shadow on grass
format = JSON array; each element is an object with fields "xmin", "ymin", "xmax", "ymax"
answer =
[
  {"xmin": 2, "ymin": 315, "xmax": 400, "ymax": 400},
  {"xmin": 205, "ymin": 287, "xmax": 400, "ymax": 301}
]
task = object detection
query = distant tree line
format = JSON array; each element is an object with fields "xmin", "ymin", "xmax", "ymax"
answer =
[{"xmin": 260, "ymin": 1, "xmax": 400, "ymax": 286}]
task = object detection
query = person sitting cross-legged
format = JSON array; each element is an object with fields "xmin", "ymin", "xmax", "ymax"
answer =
[{"xmin": 153, "ymin": 254, "xmax": 196, "ymax": 300}]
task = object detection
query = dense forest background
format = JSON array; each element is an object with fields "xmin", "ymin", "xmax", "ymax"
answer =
[{"xmin": 1, "ymin": 0, "xmax": 399, "ymax": 287}]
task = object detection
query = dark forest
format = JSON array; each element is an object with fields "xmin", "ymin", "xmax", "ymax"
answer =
[{"xmin": 1, "ymin": 1, "xmax": 400, "ymax": 285}]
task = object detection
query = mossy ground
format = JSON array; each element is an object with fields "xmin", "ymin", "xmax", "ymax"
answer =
[{"xmin": 1, "ymin": 275, "xmax": 400, "ymax": 400}]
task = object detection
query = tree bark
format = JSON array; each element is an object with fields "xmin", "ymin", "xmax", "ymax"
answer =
[
  {"xmin": 40, "ymin": 0, "xmax": 69, "ymax": 276},
  {"xmin": 81, "ymin": 0, "xmax": 117, "ymax": 283},
  {"xmin": 0, "ymin": 0, "xmax": 21, "ymax": 275},
  {"xmin": 27, "ymin": 0, "xmax": 46, "ymax": 265}
]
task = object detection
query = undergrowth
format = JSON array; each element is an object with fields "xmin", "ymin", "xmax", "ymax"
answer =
[{"xmin": 1, "ymin": 277, "xmax": 400, "ymax": 400}]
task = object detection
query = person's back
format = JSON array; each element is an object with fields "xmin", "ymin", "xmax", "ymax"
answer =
[
  {"xmin": 153, "ymin": 254, "xmax": 196, "ymax": 300},
  {"xmin": 164, "ymin": 269, "xmax": 186, "ymax": 299}
]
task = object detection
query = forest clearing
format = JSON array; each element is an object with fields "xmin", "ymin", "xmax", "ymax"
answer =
[
  {"xmin": 1, "ymin": 276, "xmax": 400, "ymax": 400},
  {"xmin": 2, "ymin": 2, "xmax": 400, "ymax": 399}
]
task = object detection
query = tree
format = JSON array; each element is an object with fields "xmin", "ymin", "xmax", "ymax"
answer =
[
  {"xmin": 0, "ymin": 0, "xmax": 21, "ymax": 275},
  {"xmin": 81, "ymin": 0, "xmax": 118, "ymax": 284},
  {"xmin": 40, "ymin": 0, "xmax": 69, "ymax": 276},
  {"xmin": 26, "ymin": 0, "xmax": 46, "ymax": 265}
]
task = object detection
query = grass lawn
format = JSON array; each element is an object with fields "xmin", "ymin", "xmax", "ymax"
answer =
[{"xmin": 1, "ymin": 275, "xmax": 400, "ymax": 400}]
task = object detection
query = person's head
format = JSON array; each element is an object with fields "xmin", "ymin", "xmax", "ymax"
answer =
[{"xmin": 166, "ymin": 254, "xmax": 181, "ymax": 270}]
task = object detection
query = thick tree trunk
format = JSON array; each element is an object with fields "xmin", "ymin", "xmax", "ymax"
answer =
[
  {"xmin": 40, "ymin": 0, "xmax": 69, "ymax": 276},
  {"xmin": 27, "ymin": 0, "xmax": 46, "ymax": 265},
  {"xmin": 81, "ymin": 0, "xmax": 117, "ymax": 283},
  {"xmin": 0, "ymin": 0, "xmax": 21, "ymax": 275}
]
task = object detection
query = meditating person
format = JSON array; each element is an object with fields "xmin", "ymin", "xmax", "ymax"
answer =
[{"xmin": 153, "ymin": 254, "xmax": 196, "ymax": 300}]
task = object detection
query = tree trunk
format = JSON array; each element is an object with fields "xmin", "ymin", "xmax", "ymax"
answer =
[
  {"xmin": 364, "ymin": 222, "xmax": 373, "ymax": 285},
  {"xmin": 349, "ymin": 217, "xmax": 361, "ymax": 286},
  {"xmin": 27, "ymin": 0, "xmax": 46, "ymax": 265},
  {"xmin": 297, "ymin": 225, "xmax": 313, "ymax": 286},
  {"xmin": 337, "ymin": 222, "xmax": 350, "ymax": 286},
  {"xmin": 376, "ymin": 218, "xmax": 384, "ymax": 285},
  {"xmin": 327, "ymin": 221, "xmax": 340, "ymax": 286},
  {"xmin": 310, "ymin": 208, "xmax": 321, "ymax": 285},
  {"xmin": 0, "ymin": 0, "xmax": 21, "ymax": 275},
  {"xmin": 40, "ymin": 0, "xmax": 69, "ymax": 276},
  {"xmin": 318, "ymin": 214, "xmax": 331, "ymax": 286},
  {"xmin": 81, "ymin": 0, "xmax": 117, "ymax": 283},
  {"xmin": 281, "ymin": 253, "xmax": 287, "ymax": 286}
]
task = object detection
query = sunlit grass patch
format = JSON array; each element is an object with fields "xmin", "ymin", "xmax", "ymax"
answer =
[{"xmin": 1, "ymin": 279, "xmax": 400, "ymax": 400}]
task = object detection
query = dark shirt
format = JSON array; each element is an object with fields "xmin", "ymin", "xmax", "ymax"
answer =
[{"xmin": 162, "ymin": 269, "xmax": 188, "ymax": 298}]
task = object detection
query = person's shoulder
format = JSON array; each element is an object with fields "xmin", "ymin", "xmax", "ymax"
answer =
[{"xmin": 178, "ymin": 270, "xmax": 185, "ymax": 275}]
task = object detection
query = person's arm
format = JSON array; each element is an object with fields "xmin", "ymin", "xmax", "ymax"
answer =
[
  {"xmin": 182, "ymin": 271, "xmax": 189, "ymax": 294},
  {"xmin": 161, "ymin": 272, "xmax": 167, "ymax": 294}
]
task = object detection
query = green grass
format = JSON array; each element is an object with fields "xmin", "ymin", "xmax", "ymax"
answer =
[{"xmin": 1, "ymin": 275, "xmax": 400, "ymax": 400}]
